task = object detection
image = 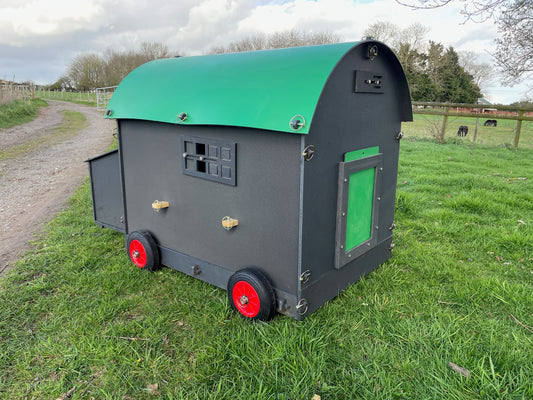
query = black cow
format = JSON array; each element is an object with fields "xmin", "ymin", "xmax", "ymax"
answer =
[{"xmin": 457, "ymin": 125, "xmax": 469, "ymax": 137}]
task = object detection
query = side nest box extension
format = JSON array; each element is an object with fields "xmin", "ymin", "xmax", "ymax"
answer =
[{"xmin": 87, "ymin": 40, "xmax": 412, "ymax": 321}]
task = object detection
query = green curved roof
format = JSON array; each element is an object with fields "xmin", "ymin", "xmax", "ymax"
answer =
[{"xmin": 105, "ymin": 42, "xmax": 358, "ymax": 134}]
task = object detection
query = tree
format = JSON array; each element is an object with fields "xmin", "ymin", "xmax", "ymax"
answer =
[
  {"xmin": 140, "ymin": 42, "xmax": 170, "ymax": 62},
  {"xmin": 64, "ymin": 42, "xmax": 171, "ymax": 90},
  {"xmin": 493, "ymin": 0, "xmax": 532, "ymax": 85},
  {"xmin": 396, "ymin": 0, "xmax": 533, "ymax": 84},
  {"xmin": 209, "ymin": 29, "xmax": 341, "ymax": 54},
  {"xmin": 405, "ymin": 42, "xmax": 481, "ymax": 102},
  {"xmin": 363, "ymin": 21, "xmax": 400, "ymax": 44},
  {"xmin": 439, "ymin": 47, "xmax": 481, "ymax": 103},
  {"xmin": 362, "ymin": 22, "xmax": 480, "ymax": 102},
  {"xmin": 68, "ymin": 53, "xmax": 106, "ymax": 91},
  {"xmin": 363, "ymin": 22, "xmax": 429, "ymax": 69},
  {"xmin": 102, "ymin": 49, "xmax": 145, "ymax": 87},
  {"xmin": 458, "ymin": 51, "xmax": 495, "ymax": 91},
  {"xmin": 48, "ymin": 75, "xmax": 75, "ymax": 91}
]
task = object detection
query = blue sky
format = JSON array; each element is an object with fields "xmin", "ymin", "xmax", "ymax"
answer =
[{"xmin": 0, "ymin": 0, "xmax": 529, "ymax": 103}]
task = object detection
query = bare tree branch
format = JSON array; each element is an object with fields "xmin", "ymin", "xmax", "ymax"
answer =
[{"xmin": 396, "ymin": 0, "xmax": 533, "ymax": 84}]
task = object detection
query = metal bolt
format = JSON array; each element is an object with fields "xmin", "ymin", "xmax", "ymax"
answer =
[
  {"xmin": 291, "ymin": 119, "xmax": 301, "ymax": 130},
  {"xmin": 302, "ymin": 145, "xmax": 316, "ymax": 161},
  {"xmin": 299, "ymin": 270, "xmax": 311, "ymax": 284},
  {"xmin": 367, "ymin": 44, "xmax": 379, "ymax": 60},
  {"xmin": 290, "ymin": 115, "xmax": 305, "ymax": 131},
  {"xmin": 296, "ymin": 299, "xmax": 308, "ymax": 315},
  {"xmin": 377, "ymin": 197, "xmax": 381, "ymax": 201},
  {"xmin": 240, "ymin": 295, "xmax": 249, "ymax": 306},
  {"xmin": 132, "ymin": 251, "xmax": 139, "ymax": 259},
  {"xmin": 177, "ymin": 112, "xmax": 188, "ymax": 122},
  {"xmin": 191, "ymin": 265, "xmax": 201, "ymax": 275}
]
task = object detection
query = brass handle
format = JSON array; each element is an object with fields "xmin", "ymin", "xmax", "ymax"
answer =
[
  {"xmin": 222, "ymin": 216, "xmax": 238, "ymax": 230},
  {"xmin": 152, "ymin": 200, "xmax": 169, "ymax": 212}
]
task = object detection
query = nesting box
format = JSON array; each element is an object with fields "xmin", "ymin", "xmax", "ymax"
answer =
[{"xmin": 88, "ymin": 41, "xmax": 412, "ymax": 320}]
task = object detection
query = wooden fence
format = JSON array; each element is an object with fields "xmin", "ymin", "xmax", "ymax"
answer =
[
  {"xmin": 35, "ymin": 88, "xmax": 96, "ymax": 103},
  {"xmin": 0, "ymin": 83, "xmax": 34, "ymax": 104},
  {"xmin": 412, "ymin": 102, "xmax": 533, "ymax": 149}
]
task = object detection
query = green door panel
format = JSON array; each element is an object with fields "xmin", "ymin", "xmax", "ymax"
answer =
[
  {"xmin": 335, "ymin": 147, "xmax": 383, "ymax": 269},
  {"xmin": 345, "ymin": 167, "xmax": 376, "ymax": 251}
]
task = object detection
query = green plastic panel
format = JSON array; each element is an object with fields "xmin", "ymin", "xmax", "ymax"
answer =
[
  {"xmin": 105, "ymin": 42, "xmax": 358, "ymax": 134},
  {"xmin": 344, "ymin": 146, "xmax": 379, "ymax": 162},
  {"xmin": 344, "ymin": 147, "xmax": 379, "ymax": 251}
]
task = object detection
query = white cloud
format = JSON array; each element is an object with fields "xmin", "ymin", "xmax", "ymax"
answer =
[
  {"xmin": 0, "ymin": 0, "xmax": 104, "ymax": 44},
  {"xmin": 0, "ymin": 0, "xmax": 528, "ymax": 102}
]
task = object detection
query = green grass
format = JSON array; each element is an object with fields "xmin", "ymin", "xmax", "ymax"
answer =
[
  {"xmin": 0, "ymin": 110, "xmax": 88, "ymax": 162},
  {"xmin": 0, "ymin": 98, "xmax": 48, "ymax": 129},
  {"xmin": 403, "ymin": 114, "xmax": 533, "ymax": 149},
  {"xmin": 36, "ymin": 90, "xmax": 98, "ymax": 107},
  {"xmin": 1, "ymin": 140, "xmax": 532, "ymax": 399}
]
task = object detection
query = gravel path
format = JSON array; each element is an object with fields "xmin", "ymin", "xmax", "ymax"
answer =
[{"xmin": 0, "ymin": 100, "xmax": 115, "ymax": 275}]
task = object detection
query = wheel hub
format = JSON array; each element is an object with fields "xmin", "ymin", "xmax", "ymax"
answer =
[
  {"xmin": 239, "ymin": 295, "xmax": 249, "ymax": 306},
  {"xmin": 132, "ymin": 250, "xmax": 140, "ymax": 259}
]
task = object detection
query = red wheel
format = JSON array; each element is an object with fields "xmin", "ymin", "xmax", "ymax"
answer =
[
  {"xmin": 228, "ymin": 268, "xmax": 276, "ymax": 321},
  {"xmin": 129, "ymin": 239, "xmax": 147, "ymax": 268},
  {"xmin": 232, "ymin": 281, "xmax": 261, "ymax": 318},
  {"xmin": 126, "ymin": 230, "xmax": 160, "ymax": 272}
]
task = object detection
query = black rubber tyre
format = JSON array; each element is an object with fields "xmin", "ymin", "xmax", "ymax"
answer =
[
  {"xmin": 126, "ymin": 230, "xmax": 160, "ymax": 272},
  {"xmin": 227, "ymin": 268, "xmax": 276, "ymax": 321}
]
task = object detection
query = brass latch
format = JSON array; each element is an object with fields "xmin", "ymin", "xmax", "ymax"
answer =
[
  {"xmin": 222, "ymin": 216, "xmax": 239, "ymax": 230},
  {"xmin": 152, "ymin": 200, "xmax": 169, "ymax": 212}
]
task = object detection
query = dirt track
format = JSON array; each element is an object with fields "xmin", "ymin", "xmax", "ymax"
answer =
[{"xmin": 0, "ymin": 100, "xmax": 115, "ymax": 275}]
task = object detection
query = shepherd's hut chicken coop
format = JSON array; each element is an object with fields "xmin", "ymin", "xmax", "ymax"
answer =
[{"xmin": 87, "ymin": 41, "xmax": 412, "ymax": 321}]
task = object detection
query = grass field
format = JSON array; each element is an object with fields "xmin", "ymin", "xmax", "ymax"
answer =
[
  {"xmin": 403, "ymin": 114, "xmax": 533, "ymax": 149},
  {"xmin": 0, "ymin": 98, "xmax": 48, "ymax": 129},
  {"xmin": 1, "ymin": 139, "xmax": 532, "ymax": 399},
  {"xmin": 36, "ymin": 90, "xmax": 98, "ymax": 108}
]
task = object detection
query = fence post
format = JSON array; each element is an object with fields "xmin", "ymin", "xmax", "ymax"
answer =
[
  {"xmin": 514, "ymin": 109, "xmax": 524, "ymax": 149},
  {"xmin": 439, "ymin": 106, "xmax": 450, "ymax": 143},
  {"xmin": 473, "ymin": 117, "xmax": 479, "ymax": 143}
]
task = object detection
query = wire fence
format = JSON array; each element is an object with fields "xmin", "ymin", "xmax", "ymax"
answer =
[{"xmin": 35, "ymin": 89, "xmax": 97, "ymax": 104}]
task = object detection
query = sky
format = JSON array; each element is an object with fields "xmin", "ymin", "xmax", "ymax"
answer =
[{"xmin": 0, "ymin": 0, "xmax": 530, "ymax": 104}]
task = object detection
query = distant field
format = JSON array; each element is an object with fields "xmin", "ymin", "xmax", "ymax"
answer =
[
  {"xmin": 403, "ymin": 114, "xmax": 533, "ymax": 149},
  {"xmin": 36, "ymin": 90, "xmax": 97, "ymax": 107}
]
